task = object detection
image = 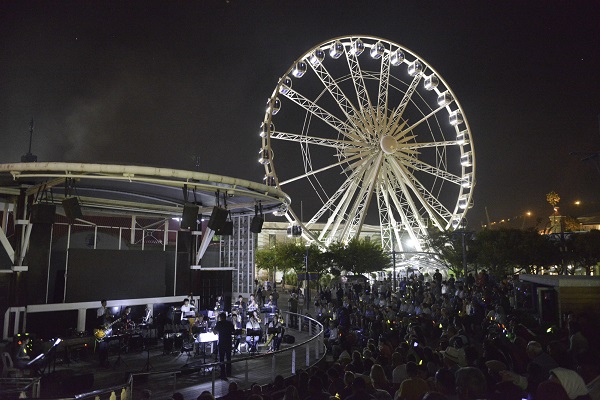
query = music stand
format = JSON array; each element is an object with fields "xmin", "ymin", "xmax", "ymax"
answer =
[
  {"xmin": 245, "ymin": 329, "xmax": 261, "ymax": 353},
  {"xmin": 26, "ymin": 338, "xmax": 62, "ymax": 376},
  {"xmin": 232, "ymin": 329, "xmax": 243, "ymax": 355},
  {"xmin": 198, "ymin": 332, "xmax": 218, "ymax": 363},
  {"xmin": 112, "ymin": 335, "xmax": 128, "ymax": 369},
  {"xmin": 142, "ymin": 336, "xmax": 153, "ymax": 372}
]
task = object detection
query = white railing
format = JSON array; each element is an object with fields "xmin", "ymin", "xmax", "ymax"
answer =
[{"xmin": 73, "ymin": 311, "xmax": 324, "ymax": 400}]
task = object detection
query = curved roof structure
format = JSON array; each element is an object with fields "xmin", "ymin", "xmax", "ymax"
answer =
[{"xmin": 0, "ymin": 162, "xmax": 290, "ymax": 218}]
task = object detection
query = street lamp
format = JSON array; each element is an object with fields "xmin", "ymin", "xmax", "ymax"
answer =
[
  {"xmin": 304, "ymin": 242, "xmax": 310, "ymax": 311},
  {"xmin": 458, "ymin": 218, "xmax": 473, "ymax": 278}
]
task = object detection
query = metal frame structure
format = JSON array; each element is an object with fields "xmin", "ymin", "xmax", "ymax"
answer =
[
  {"xmin": 259, "ymin": 35, "xmax": 475, "ymax": 257},
  {"xmin": 0, "ymin": 163, "xmax": 289, "ymax": 339}
]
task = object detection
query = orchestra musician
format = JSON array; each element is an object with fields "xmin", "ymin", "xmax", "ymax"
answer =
[
  {"xmin": 247, "ymin": 294, "xmax": 258, "ymax": 313},
  {"xmin": 234, "ymin": 295, "xmax": 247, "ymax": 322},
  {"xmin": 265, "ymin": 294, "xmax": 277, "ymax": 313},
  {"xmin": 96, "ymin": 299, "xmax": 111, "ymax": 368},
  {"xmin": 266, "ymin": 313, "xmax": 285, "ymax": 352},
  {"xmin": 120, "ymin": 306, "xmax": 134, "ymax": 330},
  {"xmin": 97, "ymin": 299, "xmax": 112, "ymax": 326},
  {"xmin": 180, "ymin": 298, "xmax": 195, "ymax": 336},
  {"xmin": 245, "ymin": 310, "xmax": 262, "ymax": 353},
  {"xmin": 231, "ymin": 310, "xmax": 243, "ymax": 353},
  {"xmin": 214, "ymin": 295, "xmax": 225, "ymax": 313}
]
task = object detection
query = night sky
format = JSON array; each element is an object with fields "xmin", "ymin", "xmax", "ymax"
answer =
[{"xmin": 1, "ymin": 1, "xmax": 599, "ymax": 230}]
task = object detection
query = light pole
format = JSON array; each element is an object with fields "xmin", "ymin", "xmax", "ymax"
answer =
[
  {"xmin": 459, "ymin": 218, "xmax": 469, "ymax": 278},
  {"xmin": 304, "ymin": 243, "xmax": 310, "ymax": 311}
]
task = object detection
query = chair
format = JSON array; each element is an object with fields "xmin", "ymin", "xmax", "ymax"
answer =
[{"xmin": 1, "ymin": 352, "xmax": 23, "ymax": 378}]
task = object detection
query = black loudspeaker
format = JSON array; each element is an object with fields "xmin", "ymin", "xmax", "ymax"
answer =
[
  {"xmin": 208, "ymin": 206, "xmax": 228, "ymax": 231},
  {"xmin": 177, "ymin": 231, "xmax": 191, "ymax": 253},
  {"xmin": 250, "ymin": 216, "xmax": 264, "ymax": 233},
  {"xmin": 62, "ymin": 197, "xmax": 83, "ymax": 220},
  {"xmin": 31, "ymin": 204, "xmax": 56, "ymax": 224},
  {"xmin": 216, "ymin": 220, "xmax": 233, "ymax": 236},
  {"xmin": 283, "ymin": 334, "xmax": 295, "ymax": 344},
  {"xmin": 180, "ymin": 203, "xmax": 199, "ymax": 230}
]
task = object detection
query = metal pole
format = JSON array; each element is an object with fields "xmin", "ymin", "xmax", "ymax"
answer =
[
  {"xmin": 461, "ymin": 231, "xmax": 467, "ymax": 278},
  {"xmin": 305, "ymin": 246, "xmax": 310, "ymax": 310},
  {"xmin": 392, "ymin": 250, "xmax": 396, "ymax": 291}
]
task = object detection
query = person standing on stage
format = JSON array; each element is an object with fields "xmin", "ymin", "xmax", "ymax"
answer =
[
  {"xmin": 288, "ymin": 293, "xmax": 299, "ymax": 328},
  {"xmin": 97, "ymin": 299, "xmax": 112, "ymax": 326},
  {"xmin": 213, "ymin": 312, "xmax": 234, "ymax": 380}
]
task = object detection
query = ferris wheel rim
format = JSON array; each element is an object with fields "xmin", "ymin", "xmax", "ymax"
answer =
[{"xmin": 260, "ymin": 35, "xmax": 475, "ymax": 250}]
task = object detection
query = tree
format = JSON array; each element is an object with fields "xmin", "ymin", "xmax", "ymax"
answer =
[
  {"xmin": 572, "ymin": 230, "xmax": 600, "ymax": 275},
  {"xmin": 427, "ymin": 229, "xmax": 473, "ymax": 277},
  {"xmin": 329, "ymin": 238, "xmax": 390, "ymax": 274}
]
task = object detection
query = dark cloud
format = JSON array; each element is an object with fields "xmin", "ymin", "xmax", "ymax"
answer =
[{"xmin": 1, "ymin": 0, "xmax": 599, "ymax": 228}]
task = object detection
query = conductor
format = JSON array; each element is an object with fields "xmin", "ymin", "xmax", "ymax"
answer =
[{"xmin": 213, "ymin": 312, "xmax": 234, "ymax": 380}]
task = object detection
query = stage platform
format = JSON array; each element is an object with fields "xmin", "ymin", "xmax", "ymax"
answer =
[{"xmin": 23, "ymin": 324, "xmax": 317, "ymax": 399}]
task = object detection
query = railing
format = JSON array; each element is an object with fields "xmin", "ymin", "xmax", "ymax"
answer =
[
  {"xmin": 0, "ymin": 377, "xmax": 41, "ymax": 399},
  {"xmin": 72, "ymin": 311, "xmax": 324, "ymax": 400}
]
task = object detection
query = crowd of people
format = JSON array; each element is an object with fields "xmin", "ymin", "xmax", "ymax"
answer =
[{"xmin": 168, "ymin": 270, "xmax": 599, "ymax": 400}]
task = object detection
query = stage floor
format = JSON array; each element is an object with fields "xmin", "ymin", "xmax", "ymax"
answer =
[{"xmin": 35, "ymin": 326, "xmax": 315, "ymax": 400}]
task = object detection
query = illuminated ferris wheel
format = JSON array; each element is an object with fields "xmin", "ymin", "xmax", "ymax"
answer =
[{"xmin": 259, "ymin": 36, "xmax": 475, "ymax": 253}]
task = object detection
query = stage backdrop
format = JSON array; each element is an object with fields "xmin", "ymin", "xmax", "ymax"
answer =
[{"xmin": 65, "ymin": 249, "xmax": 168, "ymax": 302}]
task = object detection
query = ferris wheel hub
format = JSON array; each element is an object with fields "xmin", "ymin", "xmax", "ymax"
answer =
[{"xmin": 380, "ymin": 135, "xmax": 398, "ymax": 154}]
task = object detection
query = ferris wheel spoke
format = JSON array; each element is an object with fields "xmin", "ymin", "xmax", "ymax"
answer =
[
  {"xmin": 282, "ymin": 87, "xmax": 363, "ymax": 142},
  {"xmin": 396, "ymin": 155, "xmax": 463, "ymax": 185},
  {"xmin": 344, "ymin": 47, "xmax": 375, "ymax": 130},
  {"xmin": 393, "ymin": 104, "xmax": 448, "ymax": 140},
  {"xmin": 318, "ymin": 164, "xmax": 371, "ymax": 243},
  {"xmin": 384, "ymin": 176, "xmax": 425, "ymax": 251},
  {"xmin": 388, "ymin": 158, "xmax": 450, "ymax": 230},
  {"xmin": 342, "ymin": 154, "xmax": 384, "ymax": 241},
  {"xmin": 309, "ymin": 62, "xmax": 371, "ymax": 140},
  {"xmin": 377, "ymin": 183, "xmax": 404, "ymax": 251},
  {"xmin": 278, "ymin": 150, "xmax": 369, "ymax": 186},
  {"xmin": 388, "ymin": 74, "xmax": 423, "ymax": 129},
  {"xmin": 270, "ymin": 130, "xmax": 364, "ymax": 150},
  {"xmin": 377, "ymin": 52, "xmax": 391, "ymax": 130},
  {"xmin": 404, "ymin": 140, "xmax": 463, "ymax": 150},
  {"xmin": 315, "ymin": 165, "xmax": 371, "ymax": 242},
  {"xmin": 308, "ymin": 165, "xmax": 366, "ymax": 225}
]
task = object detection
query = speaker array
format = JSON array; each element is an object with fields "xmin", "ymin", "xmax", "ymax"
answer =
[
  {"xmin": 30, "ymin": 204, "xmax": 56, "ymax": 224},
  {"xmin": 62, "ymin": 197, "xmax": 83, "ymax": 220},
  {"xmin": 180, "ymin": 203, "xmax": 199, "ymax": 230},
  {"xmin": 250, "ymin": 215, "xmax": 264, "ymax": 233},
  {"xmin": 208, "ymin": 207, "xmax": 229, "ymax": 231}
]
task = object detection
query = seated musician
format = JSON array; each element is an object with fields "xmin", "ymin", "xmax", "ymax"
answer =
[
  {"xmin": 247, "ymin": 294, "xmax": 258, "ymax": 313},
  {"xmin": 214, "ymin": 295, "xmax": 225, "ymax": 313},
  {"xmin": 234, "ymin": 295, "xmax": 247, "ymax": 321},
  {"xmin": 231, "ymin": 311, "xmax": 243, "ymax": 353},
  {"xmin": 120, "ymin": 306, "xmax": 134, "ymax": 331},
  {"xmin": 266, "ymin": 313, "xmax": 285, "ymax": 352},
  {"xmin": 245, "ymin": 310, "xmax": 262, "ymax": 352},
  {"xmin": 15, "ymin": 336, "xmax": 31, "ymax": 369},
  {"xmin": 265, "ymin": 294, "xmax": 277, "ymax": 313},
  {"xmin": 180, "ymin": 298, "xmax": 197, "ymax": 337}
]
